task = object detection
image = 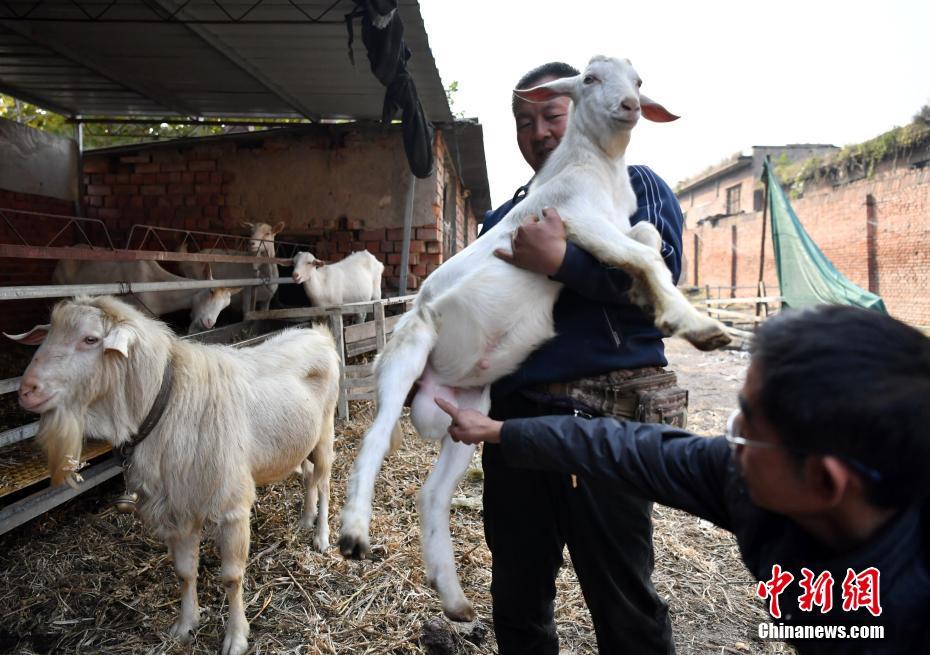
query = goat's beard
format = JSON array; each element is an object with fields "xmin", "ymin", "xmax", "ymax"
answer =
[{"xmin": 37, "ymin": 408, "xmax": 85, "ymax": 488}]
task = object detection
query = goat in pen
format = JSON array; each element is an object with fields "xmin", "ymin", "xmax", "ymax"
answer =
[{"xmin": 7, "ymin": 295, "xmax": 340, "ymax": 655}]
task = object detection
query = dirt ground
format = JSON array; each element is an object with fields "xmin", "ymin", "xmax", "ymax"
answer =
[{"xmin": 0, "ymin": 337, "xmax": 795, "ymax": 655}]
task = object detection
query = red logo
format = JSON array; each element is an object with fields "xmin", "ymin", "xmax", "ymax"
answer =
[{"xmin": 841, "ymin": 567, "xmax": 882, "ymax": 617}]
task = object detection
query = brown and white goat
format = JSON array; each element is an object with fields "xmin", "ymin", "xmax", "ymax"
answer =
[{"xmin": 7, "ymin": 296, "xmax": 339, "ymax": 655}]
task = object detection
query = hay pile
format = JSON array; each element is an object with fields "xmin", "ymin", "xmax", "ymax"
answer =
[{"xmin": 0, "ymin": 340, "xmax": 793, "ymax": 654}]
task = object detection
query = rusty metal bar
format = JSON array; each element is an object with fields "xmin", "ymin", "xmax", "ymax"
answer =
[
  {"xmin": 0, "ymin": 277, "xmax": 294, "ymax": 301},
  {"xmin": 0, "ymin": 244, "xmax": 292, "ymax": 266}
]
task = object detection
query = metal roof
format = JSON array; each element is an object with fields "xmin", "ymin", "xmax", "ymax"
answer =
[{"xmin": 0, "ymin": 0, "xmax": 453, "ymax": 123}]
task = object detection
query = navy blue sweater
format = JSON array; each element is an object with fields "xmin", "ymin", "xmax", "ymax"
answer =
[
  {"xmin": 501, "ymin": 416, "xmax": 930, "ymax": 654},
  {"xmin": 480, "ymin": 165, "xmax": 684, "ymax": 397}
]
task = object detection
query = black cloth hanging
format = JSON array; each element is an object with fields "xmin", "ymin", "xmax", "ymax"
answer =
[{"xmin": 345, "ymin": 0, "xmax": 435, "ymax": 178}]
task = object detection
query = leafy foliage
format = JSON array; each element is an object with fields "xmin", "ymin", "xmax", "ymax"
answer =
[{"xmin": 0, "ymin": 94, "xmax": 304, "ymax": 149}]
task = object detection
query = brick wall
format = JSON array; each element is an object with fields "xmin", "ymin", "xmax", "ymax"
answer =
[
  {"xmin": 79, "ymin": 125, "xmax": 478, "ymax": 293},
  {"xmin": 684, "ymin": 162, "xmax": 930, "ymax": 326},
  {"xmin": 0, "ymin": 189, "xmax": 76, "ymax": 332}
]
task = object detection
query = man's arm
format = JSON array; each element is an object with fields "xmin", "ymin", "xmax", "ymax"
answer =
[{"xmin": 435, "ymin": 397, "xmax": 732, "ymax": 530}]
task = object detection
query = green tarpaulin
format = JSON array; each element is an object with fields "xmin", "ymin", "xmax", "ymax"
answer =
[{"xmin": 765, "ymin": 159, "xmax": 887, "ymax": 313}]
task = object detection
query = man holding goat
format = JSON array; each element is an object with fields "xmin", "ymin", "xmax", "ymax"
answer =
[{"xmin": 478, "ymin": 60, "xmax": 685, "ymax": 654}]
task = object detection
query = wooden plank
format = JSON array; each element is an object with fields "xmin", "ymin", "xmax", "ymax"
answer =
[
  {"xmin": 0, "ymin": 422, "xmax": 38, "ymax": 448},
  {"xmin": 704, "ymin": 296, "xmax": 783, "ymax": 305},
  {"xmin": 328, "ymin": 313, "xmax": 347, "ymax": 420},
  {"xmin": 0, "ymin": 457, "xmax": 122, "ymax": 536},
  {"xmin": 374, "ymin": 302, "xmax": 386, "ymax": 352},
  {"xmin": 345, "ymin": 364, "xmax": 374, "ymax": 378},
  {"xmin": 344, "ymin": 313, "xmax": 402, "ymax": 345},
  {"xmin": 0, "ymin": 377, "xmax": 21, "ymax": 395},
  {"xmin": 347, "ymin": 391, "xmax": 377, "ymax": 402},
  {"xmin": 0, "ymin": 439, "xmax": 112, "ymax": 498},
  {"xmin": 0, "ymin": 243, "xmax": 291, "ymax": 266}
]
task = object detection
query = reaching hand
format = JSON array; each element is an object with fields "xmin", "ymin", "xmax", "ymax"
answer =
[
  {"xmin": 434, "ymin": 397, "xmax": 504, "ymax": 445},
  {"xmin": 494, "ymin": 207, "xmax": 567, "ymax": 276}
]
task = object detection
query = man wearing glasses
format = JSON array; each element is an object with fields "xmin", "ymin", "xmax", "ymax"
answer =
[{"xmin": 435, "ymin": 304, "xmax": 930, "ymax": 654}]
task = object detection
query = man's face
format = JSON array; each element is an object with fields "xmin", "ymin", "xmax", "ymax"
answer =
[
  {"xmin": 514, "ymin": 75, "xmax": 571, "ymax": 173},
  {"xmin": 734, "ymin": 361, "xmax": 819, "ymax": 515}
]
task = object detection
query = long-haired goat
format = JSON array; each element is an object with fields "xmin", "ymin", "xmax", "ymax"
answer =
[
  {"xmin": 7, "ymin": 296, "xmax": 339, "ymax": 655},
  {"xmin": 338, "ymin": 55, "xmax": 731, "ymax": 621}
]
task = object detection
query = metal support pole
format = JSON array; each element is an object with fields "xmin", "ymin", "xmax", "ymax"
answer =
[{"xmin": 398, "ymin": 172, "xmax": 416, "ymax": 295}]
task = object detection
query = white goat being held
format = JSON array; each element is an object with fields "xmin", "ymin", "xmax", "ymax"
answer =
[
  {"xmin": 338, "ymin": 56, "xmax": 731, "ymax": 621},
  {"xmin": 292, "ymin": 250, "xmax": 384, "ymax": 324},
  {"xmin": 7, "ymin": 296, "xmax": 339, "ymax": 655}
]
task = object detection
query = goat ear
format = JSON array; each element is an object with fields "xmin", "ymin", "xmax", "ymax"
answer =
[
  {"xmin": 202, "ymin": 263, "xmax": 214, "ymax": 280},
  {"xmin": 240, "ymin": 221, "xmax": 254, "ymax": 229},
  {"xmin": 514, "ymin": 75, "xmax": 580, "ymax": 103},
  {"xmin": 103, "ymin": 325, "xmax": 134, "ymax": 358},
  {"xmin": 272, "ymin": 221, "xmax": 285, "ymax": 234},
  {"xmin": 312, "ymin": 259, "xmax": 327, "ymax": 268},
  {"xmin": 4, "ymin": 324, "xmax": 51, "ymax": 346},
  {"xmin": 640, "ymin": 95, "xmax": 679, "ymax": 123}
]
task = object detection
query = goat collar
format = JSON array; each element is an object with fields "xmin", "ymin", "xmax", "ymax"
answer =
[{"xmin": 117, "ymin": 358, "xmax": 174, "ymax": 464}]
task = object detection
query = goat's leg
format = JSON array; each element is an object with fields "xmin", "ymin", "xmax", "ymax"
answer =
[
  {"xmin": 303, "ymin": 412, "xmax": 335, "ymax": 551},
  {"xmin": 167, "ymin": 528, "xmax": 202, "ymax": 643},
  {"xmin": 339, "ymin": 310, "xmax": 437, "ymax": 559},
  {"xmin": 420, "ymin": 435, "xmax": 478, "ymax": 621},
  {"xmin": 566, "ymin": 222, "xmax": 730, "ymax": 351},
  {"xmin": 218, "ymin": 511, "xmax": 251, "ymax": 655},
  {"xmin": 419, "ymin": 385, "xmax": 488, "ymax": 622}
]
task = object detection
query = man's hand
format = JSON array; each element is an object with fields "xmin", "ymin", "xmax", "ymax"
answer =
[
  {"xmin": 434, "ymin": 397, "xmax": 503, "ymax": 445},
  {"xmin": 494, "ymin": 207, "xmax": 567, "ymax": 276}
]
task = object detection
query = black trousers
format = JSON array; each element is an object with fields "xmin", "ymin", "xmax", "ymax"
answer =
[{"xmin": 483, "ymin": 393, "xmax": 674, "ymax": 655}]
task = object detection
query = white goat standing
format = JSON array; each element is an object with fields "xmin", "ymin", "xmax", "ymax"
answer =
[
  {"xmin": 338, "ymin": 56, "xmax": 730, "ymax": 621},
  {"xmin": 52, "ymin": 253, "xmax": 239, "ymax": 333},
  {"xmin": 7, "ymin": 296, "xmax": 339, "ymax": 655},
  {"xmin": 180, "ymin": 221, "xmax": 285, "ymax": 312},
  {"xmin": 292, "ymin": 250, "xmax": 384, "ymax": 324}
]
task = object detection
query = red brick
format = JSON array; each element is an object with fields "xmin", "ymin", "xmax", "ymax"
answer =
[
  {"xmin": 361, "ymin": 229, "xmax": 385, "ymax": 241},
  {"xmin": 98, "ymin": 208, "xmax": 121, "ymax": 220},
  {"xmin": 114, "ymin": 184, "xmax": 139, "ymax": 195},
  {"xmin": 365, "ymin": 241, "xmax": 380, "ymax": 252},
  {"xmin": 194, "ymin": 184, "xmax": 221, "ymax": 195},
  {"xmin": 416, "ymin": 226, "xmax": 441, "ymax": 241},
  {"xmin": 425, "ymin": 241, "xmax": 441, "ymax": 254},
  {"xmin": 380, "ymin": 240, "xmax": 393, "ymax": 253},
  {"xmin": 387, "ymin": 253, "xmax": 402, "ymax": 265},
  {"xmin": 194, "ymin": 171, "xmax": 212, "ymax": 183},
  {"xmin": 160, "ymin": 162, "xmax": 187, "ymax": 172},
  {"xmin": 134, "ymin": 163, "xmax": 160, "ymax": 174},
  {"xmin": 387, "ymin": 228, "xmax": 404, "ymax": 240},
  {"xmin": 86, "ymin": 184, "xmax": 111, "ymax": 196},
  {"xmin": 168, "ymin": 183, "xmax": 194, "ymax": 195},
  {"xmin": 220, "ymin": 206, "xmax": 245, "ymax": 221},
  {"xmin": 82, "ymin": 158, "xmax": 111, "ymax": 174},
  {"xmin": 408, "ymin": 240, "xmax": 425, "ymax": 253},
  {"xmin": 188, "ymin": 160, "xmax": 216, "ymax": 172},
  {"xmin": 421, "ymin": 253, "xmax": 442, "ymax": 266},
  {"xmin": 119, "ymin": 154, "xmax": 150, "ymax": 164},
  {"xmin": 103, "ymin": 174, "xmax": 117, "ymax": 185},
  {"xmin": 141, "ymin": 185, "xmax": 166, "ymax": 196},
  {"xmin": 210, "ymin": 172, "xmax": 223, "ymax": 184}
]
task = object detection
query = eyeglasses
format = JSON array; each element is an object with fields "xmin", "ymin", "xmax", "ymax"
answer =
[{"xmin": 724, "ymin": 410, "xmax": 884, "ymax": 483}]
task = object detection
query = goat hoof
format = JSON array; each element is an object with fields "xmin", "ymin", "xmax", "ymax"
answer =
[
  {"xmin": 338, "ymin": 534, "xmax": 370, "ymax": 560},
  {"xmin": 443, "ymin": 602, "xmax": 477, "ymax": 623},
  {"xmin": 684, "ymin": 324, "xmax": 732, "ymax": 351}
]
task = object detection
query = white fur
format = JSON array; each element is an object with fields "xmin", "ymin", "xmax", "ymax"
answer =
[
  {"xmin": 338, "ymin": 56, "xmax": 730, "ymax": 621},
  {"xmin": 292, "ymin": 250, "xmax": 384, "ymax": 323},
  {"xmin": 179, "ymin": 221, "xmax": 284, "ymax": 312},
  {"xmin": 52, "ymin": 248, "xmax": 237, "ymax": 333},
  {"xmin": 11, "ymin": 296, "xmax": 339, "ymax": 655}
]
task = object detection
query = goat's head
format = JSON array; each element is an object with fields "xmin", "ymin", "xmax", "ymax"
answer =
[
  {"xmin": 242, "ymin": 221, "xmax": 285, "ymax": 256},
  {"xmin": 4, "ymin": 297, "xmax": 165, "ymax": 485},
  {"xmin": 292, "ymin": 251, "xmax": 326, "ymax": 284},
  {"xmin": 188, "ymin": 287, "xmax": 240, "ymax": 333},
  {"xmin": 515, "ymin": 56, "xmax": 677, "ymax": 157}
]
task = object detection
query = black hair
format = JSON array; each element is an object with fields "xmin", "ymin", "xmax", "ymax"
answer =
[
  {"xmin": 751, "ymin": 304, "xmax": 930, "ymax": 508},
  {"xmin": 512, "ymin": 62, "xmax": 580, "ymax": 117}
]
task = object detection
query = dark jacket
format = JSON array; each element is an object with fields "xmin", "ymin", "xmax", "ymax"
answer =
[
  {"xmin": 499, "ymin": 415, "xmax": 930, "ymax": 654},
  {"xmin": 480, "ymin": 165, "xmax": 685, "ymax": 397}
]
